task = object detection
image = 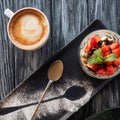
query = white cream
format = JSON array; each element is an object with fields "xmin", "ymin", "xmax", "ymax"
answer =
[{"xmin": 21, "ymin": 14, "xmax": 43, "ymax": 42}]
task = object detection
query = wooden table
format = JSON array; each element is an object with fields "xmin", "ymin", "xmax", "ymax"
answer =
[{"xmin": 0, "ymin": 0, "xmax": 120, "ymax": 119}]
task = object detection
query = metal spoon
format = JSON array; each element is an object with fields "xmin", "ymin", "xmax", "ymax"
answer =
[{"xmin": 30, "ymin": 60, "xmax": 64, "ymax": 120}]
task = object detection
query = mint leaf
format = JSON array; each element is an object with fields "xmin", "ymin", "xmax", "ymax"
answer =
[
  {"xmin": 87, "ymin": 49, "xmax": 118, "ymax": 64},
  {"xmin": 94, "ymin": 49, "xmax": 101, "ymax": 56},
  {"xmin": 88, "ymin": 56, "xmax": 103, "ymax": 64},
  {"xmin": 104, "ymin": 53, "xmax": 118, "ymax": 62},
  {"xmin": 88, "ymin": 49, "xmax": 103, "ymax": 64}
]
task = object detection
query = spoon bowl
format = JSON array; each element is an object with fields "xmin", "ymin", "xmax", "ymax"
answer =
[{"xmin": 48, "ymin": 60, "xmax": 64, "ymax": 81}]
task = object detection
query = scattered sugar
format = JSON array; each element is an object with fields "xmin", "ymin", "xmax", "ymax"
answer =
[{"xmin": 0, "ymin": 78, "xmax": 93, "ymax": 120}]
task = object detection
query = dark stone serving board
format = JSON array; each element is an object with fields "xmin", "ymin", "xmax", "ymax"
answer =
[{"xmin": 0, "ymin": 20, "xmax": 115, "ymax": 120}]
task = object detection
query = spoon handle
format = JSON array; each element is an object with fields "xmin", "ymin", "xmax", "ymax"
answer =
[{"xmin": 30, "ymin": 80, "xmax": 53, "ymax": 120}]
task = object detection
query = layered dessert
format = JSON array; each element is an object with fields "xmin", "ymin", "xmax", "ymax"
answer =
[{"xmin": 79, "ymin": 30, "xmax": 120, "ymax": 79}]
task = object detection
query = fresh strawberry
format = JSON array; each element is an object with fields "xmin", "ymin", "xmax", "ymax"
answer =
[
  {"xmin": 113, "ymin": 59, "xmax": 120, "ymax": 67},
  {"xmin": 112, "ymin": 47, "xmax": 120, "ymax": 57},
  {"xmin": 93, "ymin": 35, "xmax": 101, "ymax": 41},
  {"xmin": 105, "ymin": 61, "xmax": 113, "ymax": 65},
  {"xmin": 87, "ymin": 64, "xmax": 99, "ymax": 71},
  {"xmin": 106, "ymin": 65, "xmax": 116, "ymax": 75},
  {"xmin": 96, "ymin": 68, "xmax": 106, "ymax": 75},
  {"xmin": 90, "ymin": 35, "xmax": 100, "ymax": 48},
  {"xmin": 85, "ymin": 44, "xmax": 92, "ymax": 53},
  {"xmin": 101, "ymin": 45, "xmax": 111, "ymax": 57},
  {"xmin": 110, "ymin": 42, "xmax": 120, "ymax": 50}
]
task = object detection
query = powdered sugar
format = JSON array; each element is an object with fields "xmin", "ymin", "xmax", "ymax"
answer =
[{"xmin": 0, "ymin": 78, "xmax": 93, "ymax": 120}]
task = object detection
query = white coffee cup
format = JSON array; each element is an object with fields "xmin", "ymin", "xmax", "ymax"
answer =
[{"xmin": 4, "ymin": 7, "xmax": 50, "ymax": 50}]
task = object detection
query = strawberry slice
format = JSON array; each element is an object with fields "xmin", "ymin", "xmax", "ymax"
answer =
[
  {"xmin": 106, "ymin": 65, "xmax": 116, "ymax": 75},
  {"xmin": 105, "ymin": 61, "xmax": 113, "ymax": 65},
  {"xmin": 87, "ymin": 64, "xmax": 99, "ymax": 71},
  {"xmin": 85, "ymin": 44, "xmax": 92, "ymax": 53},
  {"xmin": 113, "ymin": 59, "xmax": 120, "ymax": 67},
  {"xmin": 93, "ymin": 35, "xmax": 101, "ymax": 41},
  {"xmin": 96, "ymin": 68, "xmax": 106, "ymax": 75},
  {"xmin": 110, "ymin": 42, "xmax": 120, "ymax": 50},
  {"xmin": 90, "ymin": 35, "xmax": 100, "ymax": 48},
  {"xmin": 112, "ymin": 47, "xmax": 120, "ymax": 57},
  {"xmin": 101, "ymin": 45, "xmax": 111, "ymax": 57}
]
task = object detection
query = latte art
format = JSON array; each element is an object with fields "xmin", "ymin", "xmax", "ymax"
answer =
[
  {"xmin": 9, "ymin": 9, "xmax": 49, "ymax": 46},
  {"xmin": 21, "ymin": 15, "xmax": 43, "ymax": 43}
]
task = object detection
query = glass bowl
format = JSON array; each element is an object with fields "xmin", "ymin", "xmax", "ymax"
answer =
[{"xmin": 78, "ymin": 29, "xmax": 120, "ymax": 79}]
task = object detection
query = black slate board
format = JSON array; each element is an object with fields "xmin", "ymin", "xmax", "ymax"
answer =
[{"xmin": 0, "ymin": 20, "xmax": 114, "ymax": 120}]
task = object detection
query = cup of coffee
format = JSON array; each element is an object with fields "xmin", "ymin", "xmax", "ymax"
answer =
[{"xmin": 4, "ymin": 7, "xmax": 50, "ymax": 50}]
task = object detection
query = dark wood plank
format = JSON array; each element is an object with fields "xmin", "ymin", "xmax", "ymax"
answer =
[
  {"xmin": 0, "ymin": 0, "xmax": 15, "ymax": 99},
  {"xmin": 51, "ymin": 0, "xmax": 88, "ymax": 52},
  {"xmin": 61, "ymin": 0, "xmax": 88, "ymax": 44},
  {"xmin": 0, "ymin": 0, "xmax": 120, "ymax": 119},
  {"xmin": 116, "ymin": 0, "xmax": 120, "ymax": 34},
  {"xmin": 88, "ymin": 0, "xmax": 117, "ymax": 32}
]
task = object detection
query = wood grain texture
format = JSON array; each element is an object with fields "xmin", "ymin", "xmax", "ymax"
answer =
[
  {"xmin": 0, "ymin": 0, "xmax": 15, "ymax": 99},
  {"xmin": 0, "ymin": 0, "xmax": 120, "ymax": 119},
  {"xmin": 88, "ymin": 0, "xmax": 117, "ymax": 32}
]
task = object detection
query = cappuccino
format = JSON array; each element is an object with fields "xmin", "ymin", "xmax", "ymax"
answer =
[{"xmin": 5, "ymin": 8, "xmax": 50, "ymax": 50}]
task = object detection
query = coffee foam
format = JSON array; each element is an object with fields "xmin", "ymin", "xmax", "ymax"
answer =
[
  {"xmin": 9, "ymin": 9, "xmax": 49, "ymax": 46},
  {"xmin": 21, "ymin": 14, "xmax": 43, "ymax": 42}
]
